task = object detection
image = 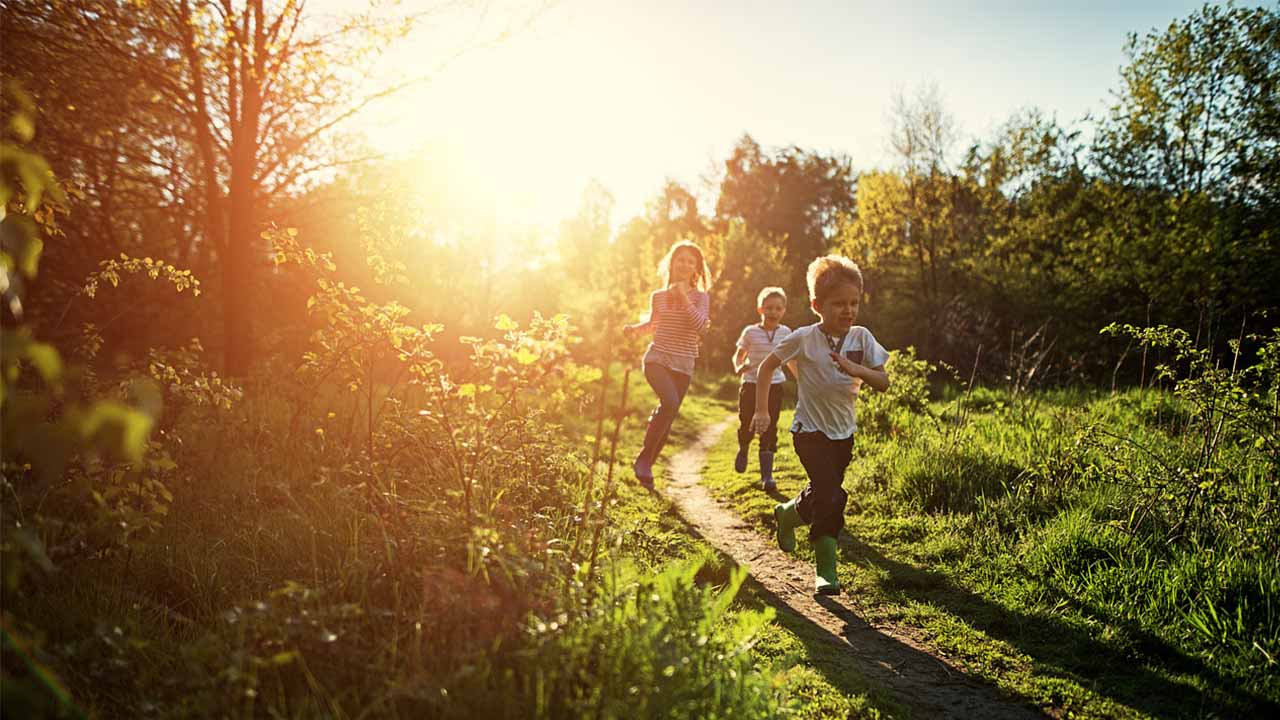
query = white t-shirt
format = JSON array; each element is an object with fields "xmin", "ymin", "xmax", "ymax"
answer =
[
  {"xmin": 736, "ymin": 323, "xmax": 792, "ymax": 385},
  {"xmin": 770, "ymin": 323, "xmax": 889, "ymax": 439}
]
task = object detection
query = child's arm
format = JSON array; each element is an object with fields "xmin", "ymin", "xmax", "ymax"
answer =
[
  {"xmin": 830, "ymin": 354, "xmax": 890, "ymax": 393},
  {"xmin": 671, "ymin": 287, "xmax": 710, "ymax": 333},
  {"xmin": 750, "ymin": 353, "xmax": 784, "ymax": 432},
  {"xmin": 786, "ymin": 360, "xmax": 799, "ymax": 378},
  {"xmin": 732, "ymin": 347, "xmax": 750, "ymax": 375},
  {"xmin": 623, "ymin": 292, "xmax": 659, "ymax": 337}
]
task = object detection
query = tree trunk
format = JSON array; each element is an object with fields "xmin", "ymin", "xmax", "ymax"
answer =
[{"xmin": 222, "ymin": 0, "xmax": 265, "ymax": 377}]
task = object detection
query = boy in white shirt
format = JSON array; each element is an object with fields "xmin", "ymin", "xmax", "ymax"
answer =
[
  {"xmin": 732, "ymin": 287, "xmax": 794, "ymax": 491},
  {"xmin": 751, "ymin": 255, "xmax": 891, "ymax": 595}
]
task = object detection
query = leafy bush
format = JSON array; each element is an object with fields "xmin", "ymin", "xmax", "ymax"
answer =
[
  {"xmin": 1093, "ymin": 323, "xmax": 1279, "ymax": 552},
  {"xmin": 859, "ymin": 347, "xmax": 935, "ymax": 436},
  {"xmin": 2, "ymin": 83, "xmax": 167, "ymax": 718}
]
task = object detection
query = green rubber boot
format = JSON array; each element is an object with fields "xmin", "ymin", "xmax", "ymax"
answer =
[
  {"xmin": 814, "ymin": 536, "xmax": 840, "ymax": 595},
  {"xmin": 774, "ymin": 498, "xmax": 802, "ymax": 553}
]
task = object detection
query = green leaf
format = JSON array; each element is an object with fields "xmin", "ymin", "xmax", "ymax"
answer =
[
  {"xmin": 268, "ymin": 650, "xmax": 300, "ymax": 666},
  {"xmin": 494, "ymin": 314, "xmax": 519, "ymax": 331},
  {"xmin": 0, "ymin": 215, "xmax": 41, "ymax": 278},
  {"xmin": 515, "ymin": 348, "xmax": 539, "ymax": 365},
  {"xmin": 9, "ymin": 113, "xmax": 34, "ymax": 143},
  {"xmin": 79, "ymin": 401, "xmax": 154, "ymax": 462},
  {"xmin": 25, "ymin": 345, "xmax": 60, "ymax": 386}
]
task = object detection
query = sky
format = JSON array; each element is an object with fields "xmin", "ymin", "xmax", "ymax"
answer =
[{"xmin": 353, "ymin": 0, "xmax": 1212, "ymax": 233}]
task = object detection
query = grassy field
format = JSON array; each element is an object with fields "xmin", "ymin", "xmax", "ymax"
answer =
[
  {"xmin": 5, "ymin": 351, "xmax": 1274, "ymax": 718},
  {"xmin": 696, "ymin": 376, "xmax": 1279, "ymax": 719}
]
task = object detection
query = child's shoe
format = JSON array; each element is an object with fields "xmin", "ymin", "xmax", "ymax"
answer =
[
  {"xmin": 814, "ymin": 536, "xmax": 840, "ymax": 595},
  {"xmin": 633, "ymin": 456, "xmax": 654, "ymax": 489},
  {"xmin": 759, "ymin": 451, "xmax": 775, "ymax": 491},
  {"xmin": 734, "ymin": 445, "xmax": 749, "ymax": 473},
  {"xmin": 773, "ymin": 498, "xmax": 801, "ymax": 553}
]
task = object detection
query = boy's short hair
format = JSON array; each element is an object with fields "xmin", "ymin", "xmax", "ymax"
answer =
[
  {"xmin": 806, "ymin": 255, "xmax": 863, "ymax": 304},
  {"xmin": 756, "ymin": 286, "xmax": 787, "ymax": 307}
]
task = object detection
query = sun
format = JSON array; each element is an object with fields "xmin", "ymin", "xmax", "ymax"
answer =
[
  {"xmin": 348, "ymin": 0, "xmax": 697, "ymax": 236},
  {"xmin": 357, "ymin": 27, "xmax": 618, "ymax": 233}
]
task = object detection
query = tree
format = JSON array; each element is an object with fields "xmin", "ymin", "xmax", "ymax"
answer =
[
  {"xmin": 888, "ymin": 84, "xmax": 956, "ymax": 177},
  {"xmin": 714, "ymin": 135, "xmax": 855, "ymax": 293},
  {"xmin": 838, "ymin": 89, "xmax": 986, "ymax": 362},
  {"xmin": 3, "ymin": 0, "xmax": 540, "ymax": 375},
  {"xmin": 1094, "ymin": 3, "xmax": 1280, "ymax": 206},
  {"xmin": 700, "ymin": 221, "xmax": 787, "ymax": 371},
  {"xmin": 559, "ymin": 179, "xmax": 616, "ymax": 293},
  {"xmin": 1, "ymin": 1, "xmax": 203, "ymax": 333},
  {"xmin": 961, "ymin": 112, "xmax": 1100, "ymax": 352},
  {"xmin": 645, "ymin": 179, "xmax": 708, "ymax": 258},
  {"xmin": 1090, "ymin": 2, "xmax": 1280, "ymax": 342}
]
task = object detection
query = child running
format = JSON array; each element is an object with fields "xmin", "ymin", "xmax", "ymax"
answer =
[
  {"xmin": 751, "ymin": 255, "xmax": 890, "ymax": 594},
  {"xmin": 732, "ymin": 287, "xmax": 793, "ymax": 491},
  {"xmin": 623, "ymin": 240, "xmax": 712, "ymax": 489}
]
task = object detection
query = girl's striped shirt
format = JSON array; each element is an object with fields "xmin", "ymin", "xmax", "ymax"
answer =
[{"xmin": 646, "ymin": 288, "xmax": 710, "ymax": 358}]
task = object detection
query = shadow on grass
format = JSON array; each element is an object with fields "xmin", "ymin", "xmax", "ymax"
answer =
[
  {"xmin": 839, "ymin": 535, "xmax": 1279, "ymax": 719},
  {"xmin": 662, "ymin": 509, "xmax": 1038, "ymax": 719}
]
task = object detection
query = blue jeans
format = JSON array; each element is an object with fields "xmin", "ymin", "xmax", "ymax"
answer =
[{"xmin": 636, "ymin": 361, "xmax": 692, "ymax": 469}]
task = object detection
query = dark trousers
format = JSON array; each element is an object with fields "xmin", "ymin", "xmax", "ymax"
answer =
[
  {"xmin": 792, "ymin": 431, "xmax": 854, "ymax": 541},
  {"xmin": 637, "ymin": 362, "xmax": 692, "ymax": 466},
  {"xmin": 737, "ymin": 382, "xmax": 783, "ymax": 453}
]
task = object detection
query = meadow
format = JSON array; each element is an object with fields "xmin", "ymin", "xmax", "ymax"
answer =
[
  {"xmin": 6, "ymin": 325, "xmax": 1276, "ymax": 717},
  {"xmin": 3, "ymin": 2, "xmax": 1278, "ymax": 717}
]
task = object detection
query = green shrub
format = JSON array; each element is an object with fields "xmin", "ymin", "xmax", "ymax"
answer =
[
  {"xmin": 1094, "ymin": 323, "xmax": 1280, "ymax": 551},
  {"xmin": 860, "ymin": 347, "xmax": 936, "ymax": 436}
]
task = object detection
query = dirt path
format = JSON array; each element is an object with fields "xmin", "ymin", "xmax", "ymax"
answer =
[{"xmin": 661, "ymin": 417, "xmax": 1045, "ymax": 719}]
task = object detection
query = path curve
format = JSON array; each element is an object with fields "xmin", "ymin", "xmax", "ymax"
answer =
[{"xmin": 662, "ymin": 417, "xmax": 1045, "ymax": 719}]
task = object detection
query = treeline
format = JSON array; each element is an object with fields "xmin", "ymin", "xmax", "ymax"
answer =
[
  {"xmin": 6, "ymin": 3, "xmax": 1276, "ymax": 389},
  {"xmin": 600, "ymin": 3, "xmax": 1279, "ymax": 382}
]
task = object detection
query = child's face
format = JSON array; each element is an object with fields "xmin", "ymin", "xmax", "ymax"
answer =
[
  {"xmin": 670, "ymin": 249, "xmax": 699, "ymax": 285},
  {"xmin": 759, "ymin": 296, "xmax": 786, "ymax": 326},
  {"xmin": 812, "ymin": 282, "xmax": 861, "ymax": 332}
]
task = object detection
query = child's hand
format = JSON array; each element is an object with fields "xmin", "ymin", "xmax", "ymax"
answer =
[
  {"xmin": 623, "ymin": 323, "xmax": 641, "ymax": 337},
  {"xmin": 668, "ymin": 282, "xmax": 690, "ymax": 305},
  {"xmin": 735, "ymin": 359, "xmax": 751, "ymax": 375},
  {"xmin": 750, "ymin": 411, "xmax": 772, "ymax": 434},
  {"xmin": 830, "ymin": 352, "xmax": 862, "ymax": 377}
]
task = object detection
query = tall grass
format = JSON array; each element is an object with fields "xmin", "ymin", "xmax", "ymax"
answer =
[{"xmin": 845, "ymin": 330, "xmax": 1280, "ymax": 706}]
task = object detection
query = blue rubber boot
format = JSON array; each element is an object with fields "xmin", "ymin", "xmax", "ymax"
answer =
[
  {"xmin": 759, "ymin": 451, "xmax": 776, "ymax": 491},
  {"xmin": 633, "ymin": 455, "xmax": 654, "ymax": 489}
]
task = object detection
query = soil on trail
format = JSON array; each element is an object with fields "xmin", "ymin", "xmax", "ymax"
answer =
[{"xmin": 661, "ymin": 418, "xmax": 1046, "ymax": 720}]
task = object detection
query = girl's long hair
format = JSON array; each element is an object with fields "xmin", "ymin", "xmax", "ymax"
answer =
[{"xmin": 657, "ymin": 240, "xmax": 710, "ymax": 292}]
